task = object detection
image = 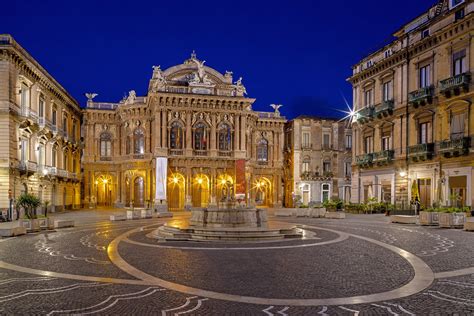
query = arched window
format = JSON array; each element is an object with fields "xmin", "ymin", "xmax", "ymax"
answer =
[
  {"xmin": 218, "ymin": 123, "xmax": 232, "ymax": 151},
  {"xmin": 52, "ymin": 145, "xmax": 57, "ymax": 168},
  {"xmin": 133, "ymin": 128, "xmax": 145, "ymax": 154},
  {"xmin": 257, "ymin": 138, "xmax": 268, "ymax": 162},
  {"xmin": 100, "ymin": 132, "xmax": 112, "ymax": 158},
  {"xmin": 170, "ymin": 121, "xmax": 184, "ymax": 149},
  {"xmin": 193, "ymin": 122, "xmax": 208, "ymax": 151},
  {"xmin": 63, "ymin": 149, "xmax": 68, "ymax": 170}
]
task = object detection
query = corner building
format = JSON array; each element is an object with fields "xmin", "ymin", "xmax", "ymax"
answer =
[
  {"xmin": 0, "ymin": 35, "xmax": 82, "ymax": 212},
  {"xmin": 82, "ymin": 53, "xmax": 286, "ymax": 210},
  {"xmin": 349, "ymin": 0, "xmax": 474, "ymax": 208}
]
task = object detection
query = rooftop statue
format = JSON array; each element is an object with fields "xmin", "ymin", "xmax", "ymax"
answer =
[
  {"xmin": 151, "ymin": 65, "xmax": 167, "ymax": 92},
  {"xmin": 270, "ymin": 104, "xmax": 283, "ymax": 117},
  {"xmin": 234, "ymin": 77, "xmax": 247, "ymax": 96},
  {"xmin": 124, "ymin": 90, "xmax": 136, "ymax": 104}
]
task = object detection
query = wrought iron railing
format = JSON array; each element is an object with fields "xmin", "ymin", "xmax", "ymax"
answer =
[
  {"xmin": 440, "ymin": 72, "xmax": 471, "ymax": 93},
  {"xmin": 408, "ymin": 86, "xmax": 434, "ymax": 103}
]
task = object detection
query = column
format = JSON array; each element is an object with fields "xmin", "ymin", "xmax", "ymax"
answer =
[
  {"xmin": 185, "ymin": 167, "xmax": 192, "ymax": 208},
  {"xmin": 235, "ymin": 115, "xmax": 240, "ymax": 152},
  {"xmin": 210, "ymin": 114, "xmax": 217, "ymax": 156},
  {"xmin": 209, "ymin": 168, "xmax": 217, "ymax": 207},
  {"xmin": 156, "ymin": 111, "xmax": 162, "ymax": 148},
  {"xmin": 161, "ymin": 110, "xmax": 167, "ymax": 149},
  {"xmin": 241, "ymin": 115, "xmax": 247, "ymax": 152},
  {"xmin": 186, "ymin": 111, "xmax": 192, "ymax": 154}
]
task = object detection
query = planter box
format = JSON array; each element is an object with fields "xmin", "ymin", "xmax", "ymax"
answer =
[
  {"xmin": 296, "ymin": 208, "xmax": 311, "ymax": 217},
  {"xmin": 311, "ymin": 208, "xmax": 327, "ymax": 218},
  {"xmin": 54, "ymin": 220, "xmax": 74, "ymax": 229},
  {"xmin": 419, "ymin": 212, "xmax": 440, "ymax": 226},
  {"xmin": 325, "ymin": 212, "xmax": 345, "ymax": 219},
  {"xmin": 38, "ymin": 218, "xmax": 55, "ymax": 230},
  {"xmin": 390, "ymin": 215, "xmax": 417, "ymax": 224},
  {"xmin": 126, "ymin": 210, "xmax": 141, "ymax": 220},
  {"xmin": 439, "ymin": 212, "xmax": 466, "ymax": 228},
  {"xmin": 465, "ymin": 218, "xmax": 474, "ymax": 231},
  {"xmin": 21, "ymin": 219, "xmax": 41, "ymax": 232},
  {"xmin": 275, "ymin": 209, "xmax": 294, "ymax": 217},
  {"xmin": 0, "ymin": 223, "xmax": 27, "ymax": 237},
  {"xmin": 110, "ymin": 214, "xmax": 127, "ymax": 221},
  {"xmin": 141, "ymin": 209, "xmax": 152, "ymax": 219}
]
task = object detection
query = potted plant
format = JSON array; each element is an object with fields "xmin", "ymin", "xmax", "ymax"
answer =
[
  {"xmin": 17, "ymin": 193, "xmax": 41, "ymax": 232},
  {"xmin": 323, "ymin": 199, "xmax": 345, "ymax": 219}
]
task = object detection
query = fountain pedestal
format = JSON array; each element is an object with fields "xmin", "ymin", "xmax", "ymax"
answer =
[{"xmin": 153, "ymin": 207, "xmax": 302, "ymax": 242}]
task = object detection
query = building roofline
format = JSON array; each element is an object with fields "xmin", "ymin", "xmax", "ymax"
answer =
[{"xmin": 0, "ymin": 34, "xmax": 81, "ymax": 112}]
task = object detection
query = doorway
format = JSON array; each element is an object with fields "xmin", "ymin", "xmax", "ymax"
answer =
[
  {"xmin": 134, "ymin": 177, "xmax": 144, "ymax": 207},
  {"xmin": 418, "ymin": 178, "xmax": 432, "ymax": 208}
]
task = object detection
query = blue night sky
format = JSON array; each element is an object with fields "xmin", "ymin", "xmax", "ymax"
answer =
[{"xmin": 2, "ymin": 0, "xmax": 434, "ymax": 119}]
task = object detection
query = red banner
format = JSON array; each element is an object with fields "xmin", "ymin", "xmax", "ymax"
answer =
[{"xmin": 235, "ymin": 159, "xmax": 246, "ymax": 195}]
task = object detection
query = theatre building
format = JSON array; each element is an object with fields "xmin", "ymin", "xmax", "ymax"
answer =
[{"xmin": 82, "ymin": 53, "xmax": 287, "ymax": 210}]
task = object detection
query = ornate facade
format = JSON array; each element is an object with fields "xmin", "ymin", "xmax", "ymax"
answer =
[
  {"xmin": 0, "ymin": 35, "xmax": 82, "ymax": 212},
  {"xmin": 82, "ymin": 53, "xmax": 286, "ymax": 210},
  {"xmin": 284, "ymin": 116, "xmax": 352, "ymax": 207},
  {"xmin": 349, "ymin": 0, "xmax": 473, "ymax": 208}
]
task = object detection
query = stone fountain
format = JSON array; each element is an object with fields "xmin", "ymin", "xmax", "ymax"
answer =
[{"xmin": 153, "ymin": 205, "xmax": 303, "ymax": 242}]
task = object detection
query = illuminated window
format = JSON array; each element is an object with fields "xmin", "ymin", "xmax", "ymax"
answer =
[
  {"xmin": 134, "ymin": 128, "xmax": 145, "ymax": 154},
  {"xmin": 218, "ymin": 123, "xmax": 232, "ymax": 151},
  {"xmin": 100, "ymin": 132, "xmax": 112, "ymax": 157},
  {"xmin": 257, "ymin": 138, "xmax": 268, "ymax": 162},
  {"xmin": 170, "ymin": 121, "xmax": 184, "ymax": 149}
]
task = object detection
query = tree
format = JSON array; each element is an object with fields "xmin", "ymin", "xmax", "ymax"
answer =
[{"xmin": 16, "ymin": 193, "xmax": 41, "ymax": 219}]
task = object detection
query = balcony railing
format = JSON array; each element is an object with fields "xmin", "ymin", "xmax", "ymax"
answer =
[
  {"xmin": 57, "ymin": 169, "xmax": 68, "ymax": 178},
  {"xmin": 356, "ymin": 106, "xmax": 374, "ymax": 124},
  {"xmin": 439, "ymin": 137, "xmax": 470, "ymax": 157},
  {"xmin": 372, "ymin": 149, "xmax": 394, "ymax": 164},
  {"xmin": 407, "ymin": 143, "xmax": 435, "ymax": 161},
  {"xmin": 322, "ymin": 144, "xmax": 333, "ymax": 151},
  {"xmin": 193, "ymin": 150, "xmax": 208, "ymax": 157},
  {"xmin": 100, "ymin": 156, "xmax": 112, "ymax": 161},
  {"xmin": 440, "ymin": 72, "xmax": 471, "ymax": 97},
  {"xmin": 169, "ymin": 149, "xmax": 184, "ymax": 156},
  {"xmin": 301, "ymin": 144, "xmax": 312, "ymax": 150},
  {"xmin": 355, "ymin": 153, "xmax": 373, "ymax": 167},
  {"xmin": 375, "ymin": 100, "xmax": 394, "ymax": 119},
  {"xmin": 218, "ymin": 151, "xmax": 232, "ymax": 157},
  {"xmin": 38, "ymin": 117, "xmax": 52, "ymax": 129},
  {"xmin": 257, "ymin": 160, "xmax": 268, "ymax": 165},
  {"xmin": 408, "ymin": 85, "xmax": 434, "ymax": 107},
  {"xmin": 133, "ymin": 154, "xmax": 145, "ymax": 159},
  {"xmin": 300, "ymin": 171, "xmax": 334, "ymax": 180}
]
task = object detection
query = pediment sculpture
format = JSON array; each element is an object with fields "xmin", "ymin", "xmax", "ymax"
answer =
[
  {"xmin": 124, "ymin": 90, "xmax": 136, "ymax": 104},
  {"xmin": 151, "ymin": 65, "xmax": 167, "ymax": 92},
  {"xmin": 233, "ymin": 77, "xmax": 247, "ymax": 96}
]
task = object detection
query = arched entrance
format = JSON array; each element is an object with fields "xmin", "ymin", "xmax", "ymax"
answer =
[
  {"xmin": 168, "ymin": 173, "xmax": 185, "ymax": 211},
  {"xmin": 254, "ymin": 177, "xmax": 272, "ymax": 207},
  {"xmin": 96, "ymin": 175, "xmax": 113, "ymax": 207},
  {"xmin": 134, "ymin": 177, "xmax": 144, "ymax": 207},
  {"xmin": 192, "ymin": 174, "xmax": 209, "ymax": 208},
  {"xmin": 217, "ymin": 174, "xmax": 234, "ymax": 207}
]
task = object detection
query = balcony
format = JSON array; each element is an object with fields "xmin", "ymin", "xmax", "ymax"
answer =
[
  {"xmin": 440, "ymin": 72, "xmax": 471, "ymax": 98},
  {"xmin": 356, "ymin": 106, "xmax": 374, "ymax": 124},
  {"xmin": 133, "ymin": 154, "xmax": 145, "ymax": 159},
  {"xmin": 300, "ymin": 171, "xmax": 333, "ymax": 181},
  {"xmin": 257, "ymin": 160, "xmax": 268, "ymax": 165},
  {"xmin": 355, "ymin": 153, "xmax": 373, "ymax": 168},
  {"xmin": 218, "ymin": 151, "xmax": 232, "ymax": 157},
  {"xmin": 301, "ymin": 144, "xmax": 312, "ymax": 150},
  {"xmin": 439, "ymin": 137, "xmax": 470, "ymax": 157},
  {"xmin": 57, "ymin": 169, "xmax": 68, "ymax": 178},
  {"xmin": 408, "ymin": 86, "xmax": 434, "ymax": 108},
  {"xmin": 322, "ymin": 144, "xmax": 333, "ymax": 151},
  {"xmin": 100, "ymin": 156, "xmax": 112, "ymax": 161},
  {"xmin": 407, "ymin": 143, "xmax": 435, "ymax": 162},
  {"xmin": 372, "ymin": 150, "xmax": 394, "ymax": 165},
  {"xmin": 38, "ymin": 117, "xmax": 52, "ymax": 130},
  {"xmin": 169, "ymin": 149, "xmax": 184, "ymax": 156},
  {"xmin": 375, "ymin": 100, "xmax": 394, "ymax": 119},
  {"xmin": 193, "ymin": 150, "xmax": 208, "ymax": 157}
]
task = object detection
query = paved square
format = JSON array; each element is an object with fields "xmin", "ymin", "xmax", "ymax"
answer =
[{"xmin": 0, "ymin": 210, "xmax": 473, "ymax": 315}]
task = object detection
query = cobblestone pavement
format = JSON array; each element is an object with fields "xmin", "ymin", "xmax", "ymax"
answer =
[{"xmin": 0, "ymin": 211, "xmax": 473, "ymax": 315}]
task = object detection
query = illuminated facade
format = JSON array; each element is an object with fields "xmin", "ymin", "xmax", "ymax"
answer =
[
  {"xmin": 284, "ymin": 116, "xmax": 352, "ymax": 207},
  {"xmin": 349, "ymin": 0, "xmax": 473, "ymax": 208},
  {"xmin": 82, "ymin": 53, "xmax": 287, "ymax": 210},
  {"xmin": 0, "ymin": 35, "xmax": 82, "ymax": 212}
]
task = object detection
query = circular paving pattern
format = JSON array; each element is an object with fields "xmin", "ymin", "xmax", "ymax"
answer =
[{"xmin": 0, "ymin": 212, "xmax": 473, "ymax": 315}]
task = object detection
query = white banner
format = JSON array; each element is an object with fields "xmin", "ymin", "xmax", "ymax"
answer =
[{"xmin": 155, "ymin": 157, "xmax": 168, "ymax": 201}]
